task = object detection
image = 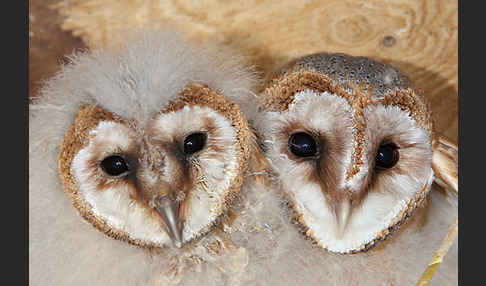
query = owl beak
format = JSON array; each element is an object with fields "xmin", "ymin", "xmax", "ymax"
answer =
[
  {"xmin": 333, "ymin": 199, "xmax": 352, "ymax": 237},
  {"xmin": 153, "ymin": 197, "xmax": 186, "ymax": 248}
]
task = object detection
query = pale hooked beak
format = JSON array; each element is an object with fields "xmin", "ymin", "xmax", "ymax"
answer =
[
  {"xmin": 153, "ymin": 197, "xmax": 186, "ymax": 248},
  {"xmin": 333, "ymin": 199, "xmax": 352, "ymax": 237}
]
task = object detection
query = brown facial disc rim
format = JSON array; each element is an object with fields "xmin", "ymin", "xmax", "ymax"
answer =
[{"xmin": 260, "ymin": 64, "xmax": 436, "ymax": 253}]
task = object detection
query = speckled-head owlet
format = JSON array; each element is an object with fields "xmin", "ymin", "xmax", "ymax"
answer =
[
  {"xmin": 29, "ymin": 28, "xmax": 261, "ymax": 285},
  {"xmin": 254, "ymin": 53, "xmax": 458, "ymax": 254}
]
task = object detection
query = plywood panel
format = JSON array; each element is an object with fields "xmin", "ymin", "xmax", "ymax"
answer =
[{"xmin": 29, "ymin": 0, "xmax": 85, "ymax": 99}]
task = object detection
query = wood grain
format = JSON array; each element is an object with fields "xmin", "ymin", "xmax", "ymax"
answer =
[
  {"xmin": 29, "ymin": 0, "xmax": 85, "ymax": 99},
  {"xmin": 52, "ymin": 0, "xmax": 458, "ymax": 143}
]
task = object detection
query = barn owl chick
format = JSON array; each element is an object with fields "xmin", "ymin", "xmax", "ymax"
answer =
[
  {"xmin": 29, "ymin": 28, "xmax": 260, "ymax": 285},
  {"xmin": 254, "ymin": 53, "xmax": 458, "ymax": 254}
]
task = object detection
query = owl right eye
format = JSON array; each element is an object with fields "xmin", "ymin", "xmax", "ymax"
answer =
[
  {"xmin": 375, "ymin": 143, "xmax": 400, "ymax": 170},
  {"xmin": 100, "ymin": 155, "xmax": 130, "ymax": 176},
  {"xmin": 289, "ymin": 132, "xmax": 319, "ymax": 157},
  {"xmin": 183, "ymin": 132, "xmax": 207, "ymax": 155}
]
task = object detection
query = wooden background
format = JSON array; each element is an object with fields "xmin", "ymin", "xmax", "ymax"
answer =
[{"xmin": 49, "ymin": 0, "xmax": 458, "ymax": 144}]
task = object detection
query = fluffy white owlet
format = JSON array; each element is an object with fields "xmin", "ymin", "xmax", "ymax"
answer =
[
  {"xmin": 29, "ymin": 28, "xmax": 267, "ymax": 285},
  {"xmin": 243, "ymin": 53, "xmax": 458, "ymax": 285}
]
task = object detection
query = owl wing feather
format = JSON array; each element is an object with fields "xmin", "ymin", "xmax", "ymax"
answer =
[{"xmin": 432, "ymin": 135, "xmax": 458, "ymax": 195}]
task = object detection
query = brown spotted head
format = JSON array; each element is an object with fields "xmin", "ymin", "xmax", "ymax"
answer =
[
  {"xmin": 255, "ymin": 53, "xmax": 457, "ymax": 253},
  {"xmin": 30, "ymin": 28, "xmax": 258, "ymax": 249}
]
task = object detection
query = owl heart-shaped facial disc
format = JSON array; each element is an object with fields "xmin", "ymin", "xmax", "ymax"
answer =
[
  {"xmin": 255, "ymin": 52, "xmax": 456, "ymax": 254},
  {"xmin": 30, "ymin": 28, "xmax": 258, "ymax": 249}
]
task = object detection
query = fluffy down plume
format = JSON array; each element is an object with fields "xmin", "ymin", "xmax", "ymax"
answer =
[{"xmin": 29, "ymin": 26, "xmax": 262, "ymax": 285}]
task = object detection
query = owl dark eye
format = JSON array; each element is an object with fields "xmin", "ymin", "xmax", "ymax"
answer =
[
  {"xmin": 100, "ymin": 155, "xmax": 130, "ymax": 176},
  {"xmin": 183, "ymin": 132, "xmax": 207, "ymax": 155},
  {"xmin": 375, "ymin": 143, "xmax": 399, "ymax": 169},
  {"xmin": 289, "ymin": 132, "xmax": 318, "ymax": 157}
]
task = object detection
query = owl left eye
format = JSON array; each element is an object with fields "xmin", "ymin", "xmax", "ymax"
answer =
[
  {"xmin": 288, "ymin": 132, "xmax": 319, "ymax": 158},
  {"xmin": 183, "ymin": 132, "xmax": 207, "ymax": 155},
  {"xmin": 375, "ymin": 143, "xmax": 400, "ymax": 169},
  {"xmin": 100, "ymin": 155, "xmax": 130, "ymax": 176}
]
